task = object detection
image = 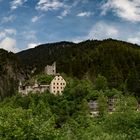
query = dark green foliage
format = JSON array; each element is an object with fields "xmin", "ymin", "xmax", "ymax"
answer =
[
  {"xmin": 97, "ymin": 94, "xmax": 108, "ymax": 117},
  {"xmin": 17, "ymin": 39, "xmax": 140, "ymax": 96},
  {"xmin": 0, "ymin": 77, "xmax": 140, "ymax": 139},
  {"xmin": 95, "ymin": 74, "xmax": 108, "ymax": 90},
  {"xmin": 24, "ymin": 74, "xmax": 54, "ymax": 85},
  {"xmin": 36, "ymin": 74, "xmax": 54, "ymax": 84},
  {"xmin": 1, "ymin": 39, "xmax": 140, "ymax": 139}
]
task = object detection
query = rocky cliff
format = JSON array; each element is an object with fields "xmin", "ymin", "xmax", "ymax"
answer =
[{"xmin": 0, "ymin": 49, "xmax": 24, "ymax": 100}]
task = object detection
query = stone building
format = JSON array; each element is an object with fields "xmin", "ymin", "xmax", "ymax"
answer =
[
  {"xmin": 44, "ymin": 62, "xmax": 56, "ymax": 75},
  {"xmin": 88, "ymin": 100, "xmax": 99, "ymax": 116},
  {"xmin": 19, "ymin": 62, "xmax": 66, "ymax": 95},
  {"xmin": 19, "ymin": 82, "xmax": 50, "ymax": 95},
  {"xmin": 88, "ymin": 97, "xmax": 117, "ymax": 117},
  {"xmin": 108, "ymin": 97, "xmax": 116, "ymax": 113},
  {"xmin": 50, "ymin": 74, "xmax": 66, "ymax": 95}
]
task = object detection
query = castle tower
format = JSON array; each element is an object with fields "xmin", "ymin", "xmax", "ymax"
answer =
[
  {"xmin": 52, "ymin": 62, "xmax": 56, "ymax": 75},
  {"xmin": 45, "ymin": 62, "xmax": 56, "ymax": 75}
]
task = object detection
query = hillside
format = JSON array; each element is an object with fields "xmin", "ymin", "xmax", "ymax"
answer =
[
  {"xmin": 1, "ymin": 79, "xmax": 140, "ymax": 140},
  {"xmin": 1, "ymin": 39, "xmax": 140, "ymax": 139},
  {"xmin": 0, "ymin": 49, "xmax": 25, "ymax": 100},
  {"xmin": 17, "ymin": 39, "xmax": 140, "ymax": 96}
]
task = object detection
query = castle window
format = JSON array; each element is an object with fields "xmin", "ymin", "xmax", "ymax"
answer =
[
  {"xmin": 57, "ymin": 87, "xmax": 59, "ymax": 89},
  {"xmin": 53, "ymin": 83, "xmax": 55, "ymax": 85},
  {"xmin": 61, "ymin": 87, "xmax": 63, "ymax": 89},
  {"xmin": 58, "ymin": 78, "xmax": 59, "ymax": 80},
  {"xmin": 22, "ymin": 86, "xmax": 25, "ymax": 90},
  {"xmin": 57, "ymin": 83, "xmax": 59, "ymax": 85},
  {"xmin": 61, "ymin": 83, "xmax": 62, "ymax": 85},
  {"xmin": 53, "ymin": 87, "xmax": 55, "ymax": 89},
  {"xmin": 63, "ymin": 83, "xmax": 65, "ymax": 85}
]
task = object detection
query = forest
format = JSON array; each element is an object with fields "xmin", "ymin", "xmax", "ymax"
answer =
[
  {"xmin": 0, "ymin": 75, "xmax": 140, "ymax": 140},
  {"xmin": 0, "ymin": 39, "xmax": 140, "ymax": 99},
  {"xmin": 17, "ymin": 39, "xmax": 140, "ymax": 97},
  {"xmin": 0, "ymin": 39, "xmax": 140, "ymax": 139}
]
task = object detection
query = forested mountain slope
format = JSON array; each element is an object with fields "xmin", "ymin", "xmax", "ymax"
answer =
[
  {"xmin": 0, "ymin": 49, "xmax": 24, "ymax": 99},
  {"xmin": 1, "ymin": 39, "xmax": 140, "ymax": 139},
  {"xmin": 17, "ymin": 39, "xmax": 140, "ymax": 95}
]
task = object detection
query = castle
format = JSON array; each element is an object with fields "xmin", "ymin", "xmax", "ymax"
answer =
[
  {"xmin": 88, "ymin": 97, "xmax": 116, "ymax": 117},
  {"xmin": 19, "ymin": 62, "xmax": 66, "ymax": 95}
]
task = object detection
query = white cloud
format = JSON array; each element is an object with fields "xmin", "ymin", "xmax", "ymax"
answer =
[
  {"xmin": 101, "ymin": 0, "xmax": 140, "ymax": 22},
  {"xmin": 27, "ymin": 43, "xmax": 40, "ymax": 49},
  {"xmin": 70, "ymin": 21, "xmax": 140, "ymax": 45},
  {"xmin": 128, "ymin": 37, "xmax": 140, "ymax": 44},
  {"xmin": 31, "ymin": 15, "xmax": 43, "ymax": 23},
  {"xmin": 88, "ymin": 22, "xmax": 119, "ymax": 40},
  {"xmin": 0, "ymin": 28, "xmax": 16, "ymax": 40},
  {"xmin": 1, "ymin": 15, "xmax": 15, "ymax": 23},
  {"xmin": 57, "ymin": 9, "xmax": 69, "ymax": 19},
  {"xmin": 70, "ymin": 22, "xmax": 119, "ymax": 43},
  {"xmin": 77, "ymin": 11, "xmax": 92, "ymax": 17},
  {"xmin": 36, "ymin": 0, "xmax": 90, "ymax": 19},
  {"xmin": 127, "ymin": 32, "xmax": 140, "ymax": 44},
  {"xmin": 36, "ymin": 0, "xmax": 65, "ymax": 11},
  {"xmin": 10, "ymin": 0, "xmax": 27, "ymax": 10},
  {"xmin": 0, "ymin": 28, "xmax": 19, "ymax": 52},
  {"xmin": 57, "ymin": 1, "xmax": 90, "ymax": 19},
  {"xmin": 0, "ymin": 37, "xmax": 19, "ymax": 53}
]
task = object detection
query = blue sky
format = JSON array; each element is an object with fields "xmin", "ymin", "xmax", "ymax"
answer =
[{"xmin": 0, "ymin": 0, "xmax": 140, "ymax": 52}]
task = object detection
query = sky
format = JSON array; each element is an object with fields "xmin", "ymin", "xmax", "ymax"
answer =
[{"xmin": 0, "ymin": 0, "xmax": 140, "ymax": 52}]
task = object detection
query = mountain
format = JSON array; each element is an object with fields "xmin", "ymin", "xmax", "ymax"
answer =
[
  {"xmin": 17, "ymin": 39, "xmax": 140, "ymax": 95},
  {"xmin": 1, "ymin": 40, "xmax": 140, "ymax": 139},
  {"xmin": 0, "ymin": 39, "xmax": 140, "ymax": 99},
  {"xmin": 0, "ymin": 49, "xmax": 25, "ymax": 100}
]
